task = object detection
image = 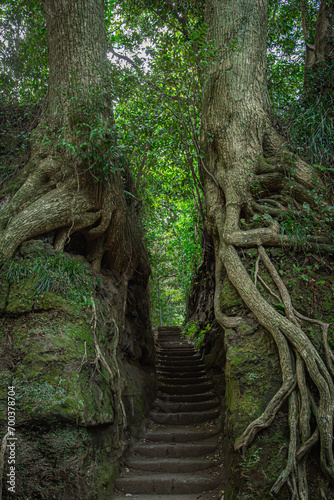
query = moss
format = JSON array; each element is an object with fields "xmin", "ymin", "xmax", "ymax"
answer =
[
  {"xmin": 6, "ymin": 280, "xmax": 35, "ymax": 313},
  {"xmin": 225, "ymin": 378, "xmax": 240, "ymax": 412},
  {"xmin": 97, "ymin": 462, "xmax": 119, "ymax": 499},
  {"xmin": 0, "ymin": 279, "xmax": 9, "ymax": 312},
  {"xmin": 221, "ymin": 279, "xmax": 243, "ymax": 309},
  {"xmin": 0, "ymin": 304, "xmax": 115, "ymax": 426},
  {"xmin": 35, "ymin": 291, "xmax": 78, "ymax": 313},
  {"xmin": 223, "ymin": 319, "xmax": 288, "ymax": 497},
  {"xmin": 10, "ymin": 422, "xmax": 121, "ymax": 500},
  {"xmin": 6, "ymin": 279, "xmax": 79, "ymax": 314}
]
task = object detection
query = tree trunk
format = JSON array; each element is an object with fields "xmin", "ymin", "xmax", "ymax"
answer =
[
  {"xmin": 304, "ymin": 0, "xmax": 334, "ymax": 98},
  {"xmin": 0, "ymin": 0, "xmax": 140, "ymax": 276},
  {"xmin": 201, "ymin": 0, "xmax": 334, "ymax": 497}
]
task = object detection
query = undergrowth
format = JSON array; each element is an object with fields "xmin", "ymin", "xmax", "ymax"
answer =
[{"xmin": 0, "ymin": 253, "xmax": 101, "ymax": 304}]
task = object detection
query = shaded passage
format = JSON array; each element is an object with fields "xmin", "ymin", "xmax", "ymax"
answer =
[{"xmin": 113, "ymin": 326, "xmax": 222, "ymax": 499}]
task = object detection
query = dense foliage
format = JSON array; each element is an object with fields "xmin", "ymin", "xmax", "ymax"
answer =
[{"xmin": 0, "ymin": 0, "xmax": 332, "ymax": 326}]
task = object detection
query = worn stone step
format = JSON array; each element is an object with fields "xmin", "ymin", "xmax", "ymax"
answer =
[
  {"xmin": 157, "ymin": 361, "xmax": 205, "ymax": 373},
  {"xmin": 157, "ymin": 336, "xmax": 187, "ymax": 341},
  {"xmin": 158, "ymin": 337, "xmax": 187, "ymax": 341},
  {"xmin": 158, "ymin": 367, "xmax": 204, "ymax": 376},
  {"xmin": 157, "ymin": 370, "xmax": 206, "ymax": 380},
  {"xmin": 158, "ymin": 382, "xmax": 213, "ymax": 395},
  {"xmin": 157, "ymin": 336, "xmax": 191, "ymax": 341},
  {"xmin": 145, "ymin": 424, "xmax": 220, "ymax": 443},
  {"xmin": 153, "ymin": 399, "xmax": 219, "ymax": 413},
  {"xmin": 115, "ymin": 472, "xmax": 220, "ymax": 495},
  {"xmin": 158, "ymin": 376, "xmax": 210, "ymax": 386},
  {"xmin": 158, "ymin": 331, "xmax": 185, "ymax": 336},
  {"xmin": 158, "ymin": 344, "xmax": 194, "ymax": 350},
  {"xmin": 157, "ymin": 356, "xmax": 201, "ymax": 364},
  {"xmin": 126, "ymin": 457, "xmax": 216, "ymax": 473},
  {"xmin": 149, "ymin": 407, "xmax": 220, "ymax": 425},
  {"xmin": 157, "ymin": 364, "xmax": 205, "ymax": 374},
  {"xmin": 159, "ymin": 392, "xmax": 216, "ymax": 403},
  {"xmin": 158, "ymin": 331, "xmax": 187, "ymax": 334},
  {"xmin": 156, "ymin": 340, "xmax": 198, "ymax": 353},
  {"xmin": 133, "ymin": 439, "xmax": 218, "ymax": 458},
  {"xmin": 157, "ymin": 356, "xmax": 199, "ymax": 362},
  {"xmin": 158, "ymin": 333, "xmax": 184, "ymax": 336},
  {"xmin": 157, "ymin": 351, "xmax": 199, "ymax": 358},
  {"xmin": 158, "ymin": 359, "xmax": 204, "ymax": 368}
]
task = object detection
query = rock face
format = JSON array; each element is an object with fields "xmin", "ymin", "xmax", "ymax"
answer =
[
  {"xmin": 186, "ymin": 247, "xmax": 334, "ymax": 499},
  {"xmin": 0, "ymin": 240, "xmax": 155, "ymax": 499}
]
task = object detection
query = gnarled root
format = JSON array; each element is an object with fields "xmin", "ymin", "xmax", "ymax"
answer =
[
  {"xmin": 90, "ymin": 298, "xmax": 127, "ymax": 430},
  {"xmin": 222, "ymin": 242, "xmax": 334, "ymax": 495},
  {"xmin": 0, "ymin": 153, "xmax": 127, "ymax": 265}
]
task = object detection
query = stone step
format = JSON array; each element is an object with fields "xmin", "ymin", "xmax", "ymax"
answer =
[
  {"xmin": 149, "ymin": 407, "xmax": 220, "ymax": 425},
  {"xmin": 157, "ymin": 337, "xmax": 191, "ymax": 342},
  {"xmin": 157, "ymin": 353, "xmax": 201, "ymax": 359},
  {"xmin": 158, "ymin": 332, "xmax": 183, "ymax": 336},
  {"xmin": 158, "ymin": 326, "xmax": 181, "ymax": 328},
  {"xmin": 157, "ymin": 364, "xmax": 205, "ymax": 373},
  {"xmin": 126, "ymin": 457, "xmax": 215, "ymax": 473},
  {"xmin": 158, "ymin": 392, "xmax": 217, "ymax": 403},
  {"xmin": 157, "ymin": 338, "xmax": 188, "ymax": 342},
  {"xmin": 159, "ymin": 359, "xmax": 203, "ymax": 371},
  {"xmin": 158, "ymin": 382, "xmax": 213, "ymax": 395},
  {"xmin": 133, "ymin": 439, "xmax": 218, "ymax": 458},
  {"xmin": 157, "ymin": 344, "xmax": 194, "ymax": 350},
  {"xmin": 153, "ymin": 399, "xmax": 219, "ymax": 413},
  {"xmin": 157, "ymin": 342, "xmax": 195, "ymax": 346},
  {"xmin": 158, "ymin": 375, "xmax": 208, "ymax": 384},
  {"xmin": 145, "ymin": 424, "xmax": 220, "ymax": 443},
  {"xmin": 157, "ymin": 364, "xmax": 204, "ymax": 372},
  {"xmin": 158, "ymin": 327, "xmax": 181, "ymax": 337},
  {"xmin": 157, "ymin": 370, "xmax": 206, "ymax": 379},
  {"xmin": 157, "ymin": 356, "xmax": 201, "ymax": 363},
  {"xmin": 157, "ymin": 350, "xmax": 199, "ymax": 357},
  {"xmin": 115, "ymin": 472, "xmax": 220, "ymax": 495}
]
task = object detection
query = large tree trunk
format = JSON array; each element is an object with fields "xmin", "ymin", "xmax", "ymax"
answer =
[
  {"xmin": 201, "ymin": 0, "xmax": 334, "ymax": 497},
  {"xmin": 0, "ymin": 0, "xmax": 137, "ymax": 275},
  {"xmin": 304, "ymin": 0, "xmax": 334, "ymax": 98}
]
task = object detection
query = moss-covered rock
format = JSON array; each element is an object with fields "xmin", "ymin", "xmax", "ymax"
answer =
[
  {"xmin": 223, "ymin": 320, "xmax": 289, "ymax": 499},
  {"xmin": 0, "ymin": 249, "xmax": 155, "ymax": 499},
  {"xmin": 220, "ymin": 278, "xmax": 244, "ymax": 314}
]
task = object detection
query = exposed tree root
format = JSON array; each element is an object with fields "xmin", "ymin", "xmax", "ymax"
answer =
[
  {"xmin": 234, "ymin": 376, "xmax": 296, "ymax": 452},
  {"xmin": 226, "ymin": 241, "xmax": 334, "ymax": 495},
  {"xmin": 206, "ymin": 157, "xmax": 334, "ymax": 495},
  {"xmin": 90, "ymin": 298, "xmax": 127, "ymax": 430}
]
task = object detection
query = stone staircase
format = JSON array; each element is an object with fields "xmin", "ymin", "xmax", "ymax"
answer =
[{"xmin": 113, "ymin": 326, "xmax": 222, "ymax": 500}]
